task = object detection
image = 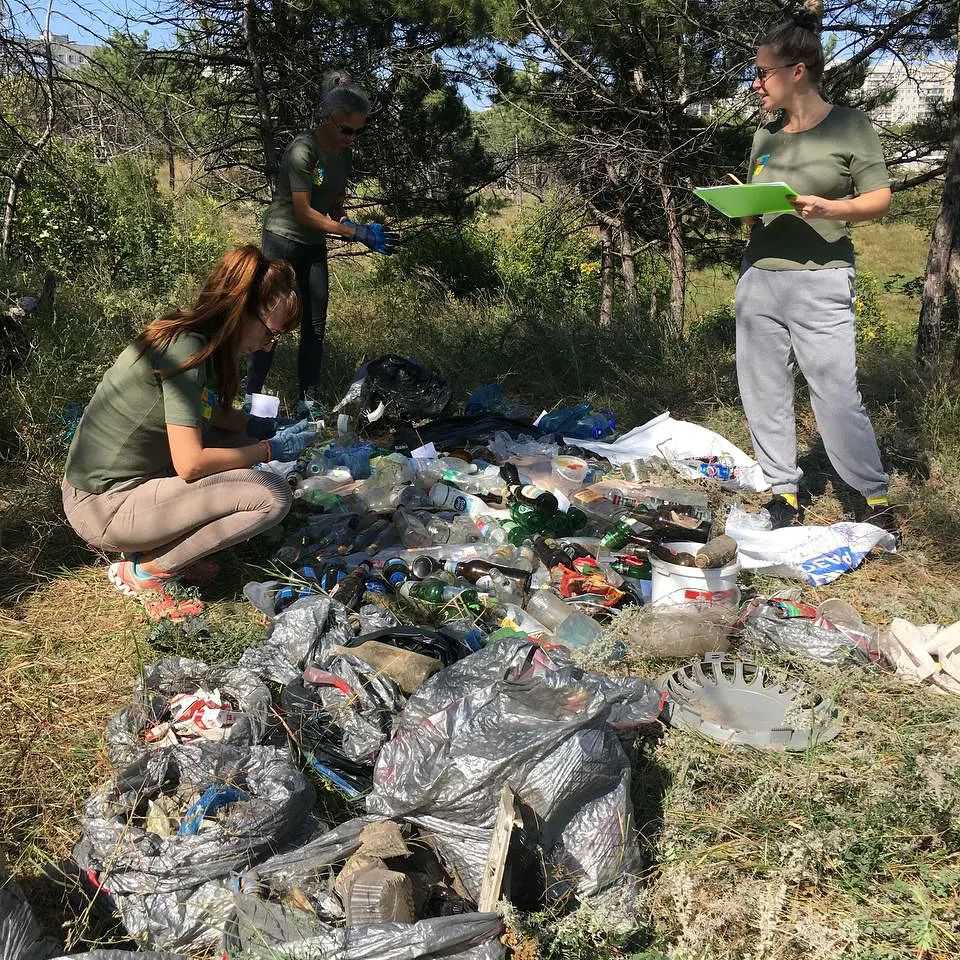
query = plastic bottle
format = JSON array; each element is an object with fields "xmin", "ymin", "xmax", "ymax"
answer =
[
  {"xmin": 293, "ymin": 487, "xmax": 344, "ymax": 510},
  {"xmin": 554, "ymin": 611, "xmax": 604, "ymax": 649},
  {"xmin": 399, "ymin": 579, "xmax": 483, "ymax": 613},
  {"xmin": 430, "ymin": 482, "xmax": 508, "ymax": 519},
  {"xmin": 475, "ymin": 569, "xmax": 525, "ymax": 604},
  {"xmin": 496, "ymin": 603, "xmax": 549, "ymax": 635},
  {"xmin": 525, "ymin": 589, "xmax": 574, "ymax": 630}
]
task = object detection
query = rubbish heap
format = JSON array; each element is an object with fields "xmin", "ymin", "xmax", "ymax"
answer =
[{"xmin": 2, "ymin": 356, "xmax": 926, "ymax": 960}]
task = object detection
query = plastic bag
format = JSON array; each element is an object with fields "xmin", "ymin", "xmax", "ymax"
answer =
[
  {"xmin": 239, "ymin": 596, "xmax": 354, "ymax": 685},
  {"xmin": 105, "ymin": 657, "xmax": 273, "ymax": 769},
  {"xmin": 367, "ymin": 638, "xmax": 663, "ymax": 902},
  {"xmin": 0, "ymin": 868, "xmax": 60, "ymax": 960},
  {"xmin": 737, "ymin": 596, "xmax": 880, "ymax": 665},
  {"xmin": 223, "ymin": 899, "xmax": 504, "ymax": 960},
  {"xmin": 571, "ymin": 411, "xmax": 769, "ymax": 492},
  {"xmin": 725, "ymin": 505, "xmax": 897, "ymax": 585},
  {"xmin": 76, "ymin": 744, "xmax": 314, "ymax": 951},
  {"xmin": 334, "ymin": 355, "xmax": 452, "ymax": 426}
]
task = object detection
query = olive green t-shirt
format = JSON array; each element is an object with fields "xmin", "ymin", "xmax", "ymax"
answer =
[
  {"xmin": 262, "ymin": 133, "xmax": 352, "ymax": 246},
  {"xmin": 65, "ymin": 333, "xmax": 216, "ymax": 494},
  {"xmin": 744, "ymin": 106, "xmax": 890, "ymax": 271}
]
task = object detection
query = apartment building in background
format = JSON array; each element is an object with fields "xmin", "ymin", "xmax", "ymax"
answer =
[
  {"xmin": 863, "ymin": 61, "xmax": 953, "ymax": 125},
  {"xmin": 28, "ymin": 33, "xmax": 101, "ymax": 72}
]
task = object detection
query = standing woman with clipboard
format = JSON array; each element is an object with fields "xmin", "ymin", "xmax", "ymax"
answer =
[{"xmin": 736, "ymin": 1, "xmax": 897, "ymax": 537}]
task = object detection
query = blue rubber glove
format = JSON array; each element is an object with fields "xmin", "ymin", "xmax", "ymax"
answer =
[
  {"xmin": 344, "ymin": 219, "xmax": 398, "ymax": 255},
  {"xmin": 267, "ymin": 420, "xmax": 317, "ymax": 462},
  {"xmin": 246, "ymin": 415, "xmax": 277, "ymax": 440}
]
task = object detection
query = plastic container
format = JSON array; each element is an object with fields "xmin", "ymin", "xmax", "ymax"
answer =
[
  {"xmin": 651, "ymin": 540, "xmax": 740, "ymax": 607},
  {"xmin": 553, "ymin": 456, "xmax": 589, "ymax": 485},
  {"xmin": 554, "ymin": 611, "xmax": 604, "ymax": 649}
]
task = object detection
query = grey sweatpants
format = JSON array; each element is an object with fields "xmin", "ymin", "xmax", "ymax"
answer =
[
  {"xmin": 735, "ymin": 264, "xmax": 888, "ymax": 498},
  {"xmin": 62, "ymin": 469, "xmax": 292, "ymax": 574}
]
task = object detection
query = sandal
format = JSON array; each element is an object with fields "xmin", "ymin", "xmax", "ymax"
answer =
[{"xmin": 107, "ymin": 562, "xmax": 205, "ymax": 622}]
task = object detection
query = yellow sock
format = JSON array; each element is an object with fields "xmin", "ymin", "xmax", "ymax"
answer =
[
  {"xmin": 866, "ymin": 495, "xmax": 889, "ymax": 507},
  {"xmin": 780, "ymin": 493, "xmax": 798, "ymax": 509}
]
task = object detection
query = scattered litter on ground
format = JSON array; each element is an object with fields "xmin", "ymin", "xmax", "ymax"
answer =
[{"xmin": 12, "ymin": 371, "xmax": 926, "ymax": 955}]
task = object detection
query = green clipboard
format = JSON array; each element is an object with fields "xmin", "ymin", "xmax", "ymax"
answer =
[{"xmin": 694, "ymin": 182, "xmax": 798, "ymax": 218}]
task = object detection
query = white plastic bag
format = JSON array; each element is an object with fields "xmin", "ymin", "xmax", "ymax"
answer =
[
  {"xmin": 725, "ymin": 505, "xmax": 897, "ymax": 585},
  {"xmin": 569, "ymin": 411, "xmax": 769, "ymax": 492}
]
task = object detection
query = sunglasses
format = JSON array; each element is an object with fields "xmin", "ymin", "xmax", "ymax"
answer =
[
  {"xmin": 755, "ymin": 63, "xmax": 800, "ymax": 82},
  {"xmin": 256, "ymin": 312, "xmax": 286, "ymax": 347},
  {"xmin": 338, "ymin": 122, "xmax": 366, "ymax": 137}
]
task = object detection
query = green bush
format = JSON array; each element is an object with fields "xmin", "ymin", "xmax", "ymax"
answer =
[
  {"xmin": 13, "ymin": 139, "xmax": 229, "ymax": 294},
  {"xmin": 855, "ymin": 268, "xmax": 888, "ymax": 346}
]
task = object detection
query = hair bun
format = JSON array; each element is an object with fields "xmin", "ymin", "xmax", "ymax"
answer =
[
  {"xmin": 792, "ymin": 0, "xmax": 822, "ymax": 30},
  {"xmin": 321, "ymin": 69, "xmax": 353, "ymax": 95}
]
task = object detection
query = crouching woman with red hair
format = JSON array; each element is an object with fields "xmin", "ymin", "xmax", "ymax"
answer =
[{"xmin": 62, "ymin": 246, "xmax": 315, "ymax": 620}]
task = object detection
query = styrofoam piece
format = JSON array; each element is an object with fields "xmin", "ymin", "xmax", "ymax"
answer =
[
  {"xmin": 659, "ymin": 654, "xmax": 841, "ymax": 751},
  {"xmin": 881, "ymin": 618, "xmax": 939, "ymax": 681}
]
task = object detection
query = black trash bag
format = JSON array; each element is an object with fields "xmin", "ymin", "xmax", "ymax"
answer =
[
  {"xmin": 281, "ymin": 657, "xmax": 405, "ymax": 798},
  {"xmin": 336, "ymin": 356, "xmax": 452, "ymax": 426},
  {"xmin": 396, "ymin": 414, "xmax": 547, "ymax": 452},
  {"xmin": 75, "ymin": 744, "xmax": 314, "ymax": 952},
  {"xmin": 104, "ymin": 657, "xmax": 273, "ymax": 769},
  {"xmin": 0, "ymin": 868, "xmax": 60, "ymax": 960}
]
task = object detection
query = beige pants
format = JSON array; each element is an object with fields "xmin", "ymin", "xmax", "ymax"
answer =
[{"xmin": 62, "ymin": 469, "xmax": 292, "ymax": 574}]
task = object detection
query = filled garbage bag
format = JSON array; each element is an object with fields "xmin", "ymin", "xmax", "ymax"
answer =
[
  {"xmin": 282, "ymin": 658, "xmax": 405, "ymax": 797},
  {"xmin": 223, "ymin": 898, "xmax": 504, "ymax": 960},
  {"xmin": 104, "ymin": 657, "xmax": 273, "ymax": 769},
  {"xmin": 239, "ymin": 596, "xmax": 354, "ymax": 685},
  {"xmin": 335, "ymin": 355, "xmax": 452, "ymax": 426},
  {"xmin": 0, "ymin": 868, "xmax": 59, "ymax": 960},
  {"xmin": 367, "ymin": 638, "xmax": 663, "ymax": 903},
  {"xmin": 75, "ymin": 744, "xmax": 314, "ymax": 951}
]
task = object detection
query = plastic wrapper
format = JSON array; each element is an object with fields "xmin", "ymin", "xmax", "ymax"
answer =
[
  {"xmin": 223, "ymin": 899, "xmax": 504, "ymax": 960},
  {"xmin": 367, "ymin": 638, "xmax": 663, "ymax": 902},
  {"xmin": 76, "ymin": 744, "xmax": 314, "ymax": 951},
  {"xmin": 104, "ymin": 657, "xmax": 272, "ymax": 769},
  {"xmin": 0, "ymin": 868, "xmax": 60, "ymax": 960},
  {"xmin": 737, "ymin": 596, "xmax": 880, "ymax": 665},
  {"xmin": 239, "ymin": 596, "xmax": 354, "ymax": 685}
]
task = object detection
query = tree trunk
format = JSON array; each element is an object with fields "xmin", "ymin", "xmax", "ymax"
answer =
[
  {"xmin": 244, "ymin": 0, "xmax": 278, "ymax": 193},
  {"xmin": 917, "ymin": 8, "xmax": 960, "ymax": 375},
  {"xmin": 1, "ymin": 0, "xmax": 56, "ymax": 261},
  {"xmin": 599, "ymin": 225, "xmax": 615, "ymax": 326},
  {"xmin": 661, "ymin": 182, "xmax": 686, "ymax": 340},
  {"xmin": 167, "ymin": 145, "xmax": 176, "ymax": 192},
  {"xmin": 620, "ymin": 216, "xmax": 637, "ymax": 304}
]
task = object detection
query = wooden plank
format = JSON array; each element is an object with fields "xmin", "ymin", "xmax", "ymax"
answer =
[{"xmin": 478, "ymin": 784, "xmax": 516, "ymax": 912}]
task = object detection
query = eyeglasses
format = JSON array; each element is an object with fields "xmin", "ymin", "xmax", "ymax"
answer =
[
  {"xmin": 755, "ymin": 63, "xmax": 800, "ymax": 82},
  {"xmin": 338, "ymin": 122, "xmax": 366, "ymax": 137},
  {"xmin": 256, "ymin": 312, "xmax": 286, "ymax": 347}
]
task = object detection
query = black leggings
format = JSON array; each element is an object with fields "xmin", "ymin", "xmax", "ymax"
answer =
[{"xmin": 248, "ymin": 230, "xmax": 329, "ymax": 400}]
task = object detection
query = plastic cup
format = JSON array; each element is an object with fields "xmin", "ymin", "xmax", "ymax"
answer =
[{"xmin": 249, "ymin": 393, "xmax": 280, "ymax": 418}]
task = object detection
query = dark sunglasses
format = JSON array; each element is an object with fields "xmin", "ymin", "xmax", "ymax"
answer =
[
  {"xmin": 338, "ymin": 122, "xmax": 366, "ymax": 137},
  {"xmin": 755, "ymin": 62, "xmax": 800, "ymax": 82}
]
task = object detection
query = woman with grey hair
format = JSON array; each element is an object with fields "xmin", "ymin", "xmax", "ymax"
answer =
[{"xmin": 249, "ymin": 70, "xmax": 395, "ymax": 408}]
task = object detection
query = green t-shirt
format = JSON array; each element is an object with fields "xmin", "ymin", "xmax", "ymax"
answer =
[
  {"xmin": 262, "ymin": 133, "xmax": 352, "ymax": 246},
  {"xmin": 65, "ymin": 333, "xmax": 216, "ymax": 494},
  {"xmin": 744, "ymin": 106, "xmax": 890, "ymax": 271}
]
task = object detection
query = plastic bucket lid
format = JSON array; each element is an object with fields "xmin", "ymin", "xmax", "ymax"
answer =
[{"xmin": 651, "ymin": 541, "xmax": 740, "ymax": 607}]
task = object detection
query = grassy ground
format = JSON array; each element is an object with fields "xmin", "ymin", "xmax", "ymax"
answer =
[{"xmin": 1, "ymin": 214, "xmax": 959, "ymax": 959}]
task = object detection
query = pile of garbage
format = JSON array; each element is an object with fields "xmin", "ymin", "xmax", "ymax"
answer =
[{"xmin": 2, "ymin": 358, "xmax": 928, "ymax": 960}]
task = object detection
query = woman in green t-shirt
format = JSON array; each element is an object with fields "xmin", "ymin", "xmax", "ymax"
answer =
[
  {"xmin": 62, "ymin": 246, "xmax": 317, "ymax": 621},
  {"xmin": 248, "ymin": 70, "xmax": 396, "ymax": 410},
  {"xmin": 736, "ymin": 2, "xmax": 897, "ymax": 539}
]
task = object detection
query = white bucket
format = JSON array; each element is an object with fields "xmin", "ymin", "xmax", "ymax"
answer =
[{"xmin": 650, "ymin": 540, "xmax": 740, "ymax": 608}]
